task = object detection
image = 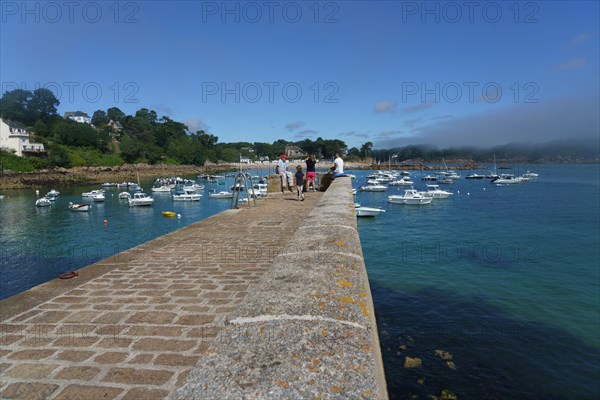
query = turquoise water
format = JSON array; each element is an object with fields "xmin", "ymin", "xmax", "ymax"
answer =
[
  {"xmin": 1, "ymin": 165, "xmax": 598, "ymax": 398},
  {"xmin": 0, "ymin": 173, "xmax": 250, "ymax": 299},
  {"xmin": 355, "ymin": 164, "xmax": 600, "ymax": 399}
]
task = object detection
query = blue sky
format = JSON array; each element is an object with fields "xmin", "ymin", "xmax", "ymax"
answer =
[{"xmin": 1, "ymin": 1, "xmax": 598, "ymax": 149}]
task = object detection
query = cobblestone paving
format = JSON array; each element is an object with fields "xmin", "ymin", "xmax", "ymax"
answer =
[{"xmin": 0, "ymin": 192, "xmax": 322, "ymax": 400}]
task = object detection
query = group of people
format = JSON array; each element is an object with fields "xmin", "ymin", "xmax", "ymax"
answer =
[{"xmin": 276, "ymin": 153, "xmax": 344, "ymax": 201}]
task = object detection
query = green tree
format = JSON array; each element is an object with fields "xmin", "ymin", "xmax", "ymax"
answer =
[
  {"xmin": 360, "ymin": 141, "xmax": 373, "ymax": 158},
  {"xmin": 46, "ymin": 144, "xmax": 71, "ymax": 168},
  {"xmin": 0, "ymin": 89, "xmax": 32, "ymax": 123},
  {"xmin": 107, "ymin": 107, "xmax": 126, "ymax": 123},
  {"xmin": 28, "ymin": 88, "xmax": 59, "ymax": 121},
  {"xmin": 91, "ymin": 110, "xmax": 109, "ymax": 126},
  {"xmin": 348, "ymin": 147, "xmax": 360, "ymax": 157}
]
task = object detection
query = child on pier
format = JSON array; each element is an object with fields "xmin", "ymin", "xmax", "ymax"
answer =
[{"xmin": 295, "ymin": 165, "xmax": 305, "ymax": 201}]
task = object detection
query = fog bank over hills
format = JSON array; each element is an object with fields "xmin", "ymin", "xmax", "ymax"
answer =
[
  {"xmin": 372, "ymin": 136, "xmax": 600, "ymax": 163},
  {"xmin": 376, "ymin": 93, "xmax": 600, "ymax": 150}
]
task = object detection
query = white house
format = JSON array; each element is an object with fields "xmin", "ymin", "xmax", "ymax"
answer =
[
  {"xmin": 0, "ymin": 118, "xmax": 45, "ymax": 157},
  {"xmin": 64, "ymin": 111, "xmax": 91, "ymax": 124}
]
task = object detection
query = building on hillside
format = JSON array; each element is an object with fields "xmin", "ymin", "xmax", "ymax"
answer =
[
  {"xmin": 0, "ymin": 118, "xmax": 46, "ymax": 157},
  {"xmin": 64, "ymin": 111, "xmax": 91, "ymax": 124},
  {"xmin": 240, "ymin": 156, "xmax": 251, "ymax": 164},
  {"xmin": 285, "ymin": 145, "xmax": 304, "ymax": 159}
]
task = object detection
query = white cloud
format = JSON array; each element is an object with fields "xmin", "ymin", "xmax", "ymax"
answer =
[
  {"xmin": 400, "ymin": 101, "xmax": 434, "ymax": 115},
  {"xmin": 374, "ymin": 100, "xmax": 397, "ymax": 114},
  {"xmin": 569, "ymin": 33, "xmax": 590, "ymax": 47},
  {"xmin": 553, "ymin": 58, "xmax": 587, "ymax": 71},
  {"xmin": 340, "ymin": 131, "xmax": 370, "ymax": 138},
  {"xmin": 378, "ymin": 130, "xmax": 403, "ymax": 138},
  {"xmin": 285, "ymin": 121, "xmax": 305, "ymax": 131},
  {"xmin": 183, "ymin": 118, "xmax": 208, "ymax": 132}
]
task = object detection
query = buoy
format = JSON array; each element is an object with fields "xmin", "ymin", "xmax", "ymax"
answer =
[
  {"xmin": 483, "ymin": 188, "xmax": 486, "ymax": 191},
  {"xmin": 103, "ymin": 219, "xmax": 108, "ymax": 225},
  {"xmin": 457, "ymin": 190, "xmax": 460, "ymax": 194},
  {"xmin": 35, "ymin": 190, "xmax": 39, "ymax": 195},
  {"xmin": 467, "ymin": 192, "xmax": 470, "ymax": 196},
  {"xmin": 177, "ymin": 214, "xmax": 182, "ymax": 218}
]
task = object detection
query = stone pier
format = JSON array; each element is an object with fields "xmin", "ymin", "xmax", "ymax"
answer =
[{"xmin": 0, "ymin": 177, "xmax": 387, "ymax": 399}]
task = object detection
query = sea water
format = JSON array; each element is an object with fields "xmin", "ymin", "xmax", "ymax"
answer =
[
  {"xmin": 1, "ymin": 165, "xmax": 598, "ymax": 398},
  {"xmin": 355, "ymin": 164, "xmax": 600, "ymax": 399}
]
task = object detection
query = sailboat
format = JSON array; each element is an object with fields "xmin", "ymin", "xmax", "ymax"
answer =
[{"xmin": 486, "ymin": 155, "xmax": 499, "ymax": 179}]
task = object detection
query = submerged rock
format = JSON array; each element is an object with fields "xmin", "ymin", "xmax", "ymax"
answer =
[
  {"xmin": 404, "ymin": 357, "xmax": 422, "ymax": 368},
  {"xmin": 435, "ymin": 349, "xmax": 453, "ymax": 360},
  {"xmin": 440, "ymin": 389, "xmax": 459, "ymax": 400}
]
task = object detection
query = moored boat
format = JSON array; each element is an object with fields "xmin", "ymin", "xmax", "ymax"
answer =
[
  {"xmin": 208, "ymin": 189, "xmax": 234, "ymax": 199},
  {"xmin": 419, "ymin": 184, "xmax": 453, "ymax": 199},
  {"xmin": 172, "ymin": 189, "xmax": 202, "ymax": 201},
  {"xmin": 128, "ymin": 192, "xmax": 154, "ymax": 206},
  {"xmin": 356, "ymin": 206, "xmax": 386, "ymax": 217},
  {"xmin": 68, "ymin": 202, "xmax": 92, "ymax": 212},
  {"xmin": 35, "ymin": 197, "xmax": 52, "ymax": 207},
  {"xmin": 359, "ymin": 184, "xmax": 387, "ymax": 192},
  {"xmin": 82, "ymin": 189, "xmax": 105, "ymax": 197},
  {"xmin": 388, "ymin": 189, "xmax": 433, "ymax": 205}
]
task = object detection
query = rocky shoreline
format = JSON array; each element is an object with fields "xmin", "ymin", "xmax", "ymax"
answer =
[{"xmin": 0, "ymin": 164, "xmax": 240, "ymax": 190}]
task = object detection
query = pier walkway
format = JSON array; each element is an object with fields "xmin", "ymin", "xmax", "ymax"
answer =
[{"xmin": 1, "ymin": 177, "xmax": 386, "ymax": 399}]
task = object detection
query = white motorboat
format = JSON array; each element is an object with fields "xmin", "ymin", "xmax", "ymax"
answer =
[
  {"xmin": 172, "ymin": 189, "xmax": 202, "ymax": 201},
  {"xmin": 388, "ymin": 189, "xmax": 433, "ymax": 205},
  {"xmin": 102, "ymin": 182, "xmax": 117, "ymax": 187},
  {"xmin": 183, "ymin": 184, "xmax": 205, "ymax": 192},
  {"xmin": 356, "ymin": 206, "xmax": 386, "ymax": 217},
  {"xmin": 522, "ymin": 171, "xmax": 539, "ymax": 179},
  {"xmin": 421, "ymin": 175, "xmax": 438, "ymax": 181},
  {"xmin": 46, "ymin": 189, "xmax": 60, "ymax": 197},
  {"xmin": 208, "ymin": 190, "xmax": 233, "ymax": 199},
  {"xmin": 68, "ymin": 202, "xmax": 92, "ymax": 212},
  {"xmin": 388, "ymin": 177, "xmax": 414, "ymax": 186},
  {"xmin": 35, "ymin": 197, "xmax": 52, "ymax": 207},
  {"xmin": 128, "ymin": 192, "xmax": 154, "ymax": 206},
  {"xmin": 352, "ymin": 189, "xmax": 357, "ymax": 195},
  {"xmin": 118, "ymin": 192, "xmax": 131, "ymax": 199},
  {"xmin": 92, "ymin": 193, "xmax": 105, "ymax": 202},
  {"xmin": 419, "ymin": 185, "xmax": 453, "ymax": 199},
  {"xmin": 491, "ymin": 174, "xmax": 524, "ymax": 184},
  {"xmin": 251, "ymin": 183, "xmax": 268, "ymax": 196},
  {"xmin": 359, "ymin": 184, "xmax": 387, "ymax": 192},
  {"xmin": 231, "ymin": 183, "xmax": 245, "ymax": 192},
  {"xmin": 151, "ymin": 185, "xmax": 172, "ymax": 192},
  {"xmin": 465, "ymin": 173, "xmax": 485, "ymax": 179},
  {"xmin": 82, "ymin": 189, "xmax": 105, "ymax": 197}
]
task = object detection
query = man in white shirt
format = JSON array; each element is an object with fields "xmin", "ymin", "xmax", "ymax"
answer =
[
  {"xmin": 332, "ymin": 153, "xmax": 344, "ymax": 176},
  {"xmin": 277, "ymin": 154, "xmax": 293, "ymax": 192}
]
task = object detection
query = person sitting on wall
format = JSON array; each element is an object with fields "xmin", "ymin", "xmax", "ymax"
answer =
[{"xmin": 330, "ymin": 152, "xmax": 345, "ymax": 178}]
